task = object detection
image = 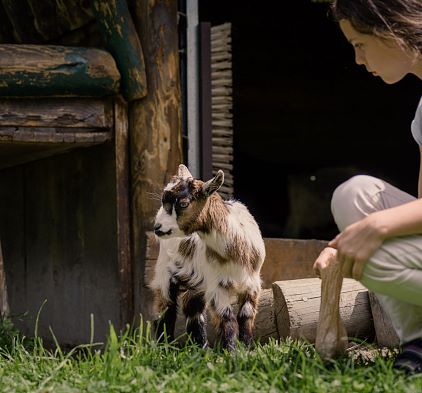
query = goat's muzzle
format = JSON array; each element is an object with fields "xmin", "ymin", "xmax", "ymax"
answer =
[{"xmin": 154, "ymin": 223, "xmax": 172, "ymax": 237}]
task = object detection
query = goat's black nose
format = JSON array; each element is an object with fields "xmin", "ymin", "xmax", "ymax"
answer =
[{"xmin": 154, "ymin": 223, "xmax": 162, "ymax": 234}]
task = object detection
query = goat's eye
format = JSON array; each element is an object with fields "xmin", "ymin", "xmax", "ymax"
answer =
[{"xmin": 179, "ymin": 200, "xmax": 189, "ymax": 208}]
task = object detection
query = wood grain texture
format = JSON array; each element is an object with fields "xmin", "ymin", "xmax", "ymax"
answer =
[
  {"xmin": 93, "ymin": 0, "xmax": 147, "ymax": 101},
  {"xmin": 273, "ymin": 278, "xmax": 374, "ymax": 348},
  {"xmin": 130, "ymin": 0, "xmax": 183, "ymax": 321},
  {"xmin": 0, "ymin": 145, "xmax": 122, "ymax": 345},
  {"xmin": 114, "ymin": 96, "xmax": 133, "ymax": 326},
  {"xmin": 0, "ymin": 44, "xmax": 120, "ymax": 97},
  {"xmin": 0, "ymin": 98, "xmax": 113, "ymax": 129}
]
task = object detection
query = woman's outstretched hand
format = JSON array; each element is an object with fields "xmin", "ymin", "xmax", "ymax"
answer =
[{"xmin": 328, "ymin": 215, "xmax": 386, "ymax": 280}]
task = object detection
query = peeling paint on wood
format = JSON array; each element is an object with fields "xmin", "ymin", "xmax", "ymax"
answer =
[
  {"xmin": 93, "ymin": 0, "xmax": 147, "ymax": 101},
  {"xmin": 0, "ymin": 45, "xmax": 120, "ymax": 97}
]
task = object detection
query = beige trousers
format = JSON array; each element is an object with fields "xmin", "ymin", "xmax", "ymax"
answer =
[{"xmin": 331, "ymin": 175, "xmax": 422, "ymax": 344}]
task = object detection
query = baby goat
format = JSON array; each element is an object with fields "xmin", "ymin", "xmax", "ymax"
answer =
[{"xmin": 150, "ymin": 164, "xmax": 265, "ymax": 350}]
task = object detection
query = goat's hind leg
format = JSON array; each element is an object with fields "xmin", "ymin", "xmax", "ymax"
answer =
[
  {"xmin": 153, "ymin": 278, "xmax": 179, "ymax": 343},
  {"xmin": 237, "ymin": 289, "xmax": 259, "ymax": 346},
  {"xmin": 182, "ymin": 290, "xmax": 207, "ymax": 347},
  {"xmin": 209, "ymin": 288, "xmax": 238, "ymax": 351}
]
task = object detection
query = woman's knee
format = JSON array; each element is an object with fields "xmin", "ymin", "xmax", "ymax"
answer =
[{"xmin": 331, "ymin": 175, "xmax": 383, "ymax": 230}]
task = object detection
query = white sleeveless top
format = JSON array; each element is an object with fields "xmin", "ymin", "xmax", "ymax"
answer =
[{"xmin": 411, "ymin": 96, "xmax": 422, "ymax": 146}]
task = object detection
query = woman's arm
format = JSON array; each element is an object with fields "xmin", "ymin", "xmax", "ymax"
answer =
[{"xmin": 418, "ymin": 147, "xmax": 422, "ymax": 198}]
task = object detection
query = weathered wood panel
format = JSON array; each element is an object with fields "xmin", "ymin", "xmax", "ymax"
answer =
[
  {"xmin": 114, "ymin": 96, "xmax": 133, "ymax": 326},
  {"xmin": 0, "ymin": 45, "xmax": 120, "ymax": 97},
  {"xmin": 130, "ymin": 0, "xmax": 183, "ymax": 321},
  {"xmin": 0, "ymin": 238, "xmax": 10, "ymax": 318},
  {"xmin": 0, "ymin": 145, "xmax": 122, "ymax": 345},
  {"xmin": 0, "ymin": 98, "xmax": 113, "ymax": 129},
  {"xmin": 260, "ymin": 238, "xmax": 328, "ymax": 288},
  {"xmin": 93, "ymin": 0, "xmax": 147, "ymax": 101}
]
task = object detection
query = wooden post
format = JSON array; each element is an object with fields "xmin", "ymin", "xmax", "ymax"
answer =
[
  {"xmin": 130, "ymin": 0, "xmax": 183, "ymax": 321},
  {"xmin": 0, "ymin": 241, "xmax": 10, "ymax": 319},
  {"xmin": 114, "ymin": 96, "xmax": 133, "ymax": 327}
]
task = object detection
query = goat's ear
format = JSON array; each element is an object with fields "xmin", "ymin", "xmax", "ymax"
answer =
[
  {"xmin": 202, "ymin": 170, "xmax": 224, "ymax": 196},
  {"xmin": 178, "ymin": 164, "xmax": 193, "ymax": 179}
]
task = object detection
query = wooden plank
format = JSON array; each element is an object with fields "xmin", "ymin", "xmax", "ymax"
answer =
[
  {"xmin": 0, "ymin": 128, "xmax": 111, "ymax": 143},
  {"xmin": 15, "ymin": 145, "xmax": 120, "ymax": 345},
  {"xmin": 0, "ymin": 240, "xmax": 10, "ymax": 318},
  {"xmin": 199, "ymin": 22, "xmax": 213, "ymax": 180},
  {"xmin": 114, "ymin": 96, "xmax": 133, "ymax": 326},
  {"xmin": 93, "ymin": 0, "xmax": 147, "ymax": 101},
  {"xmin": 260, "ymin": 238, "xmax": 328, "ymax": 288},
  {"xmin": 0, "ymin": 44, "xmax": 120, "ymax": 97},
  {"xmin": 0, "ymin": 98, "xmax": 113, "ymax": 129}
]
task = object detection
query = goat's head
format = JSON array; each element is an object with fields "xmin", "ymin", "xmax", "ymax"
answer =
[{"xmin": 153, "ymin": 164, "xmax": 224, "ymax": 238}]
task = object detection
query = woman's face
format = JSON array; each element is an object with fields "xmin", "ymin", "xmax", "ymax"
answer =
[{"xmin": 339, "ymin": 19, "xmax": 418, "ymax": 84}]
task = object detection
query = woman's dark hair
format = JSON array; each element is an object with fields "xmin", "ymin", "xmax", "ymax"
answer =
[{"xmin": 331, "ymin": 0, "xmax": 422, "ymax": 52}]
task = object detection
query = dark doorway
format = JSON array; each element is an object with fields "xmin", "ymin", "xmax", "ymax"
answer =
[{"xmin": 199, "ymin": 0, "xmax": 422, "ymax": 240}]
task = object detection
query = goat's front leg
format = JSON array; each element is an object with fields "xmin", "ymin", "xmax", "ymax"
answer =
[
  {"xmin": 182, "ymin": 289, "xmax": 207, "ymax": 347},
  {"xmin": 209, "ymin": 287, "xmax": 238, "ymax": 351},
  {"xmin": 237, "ymin": 288, "xmax": 260, "ymax": 346},
  {"xmin": 315, "ymin": 255, "xmax": 348, "ymax": 359},
  {"xmin": 153, "ymin": 277, "xmax": 180, "ymax": 342}
]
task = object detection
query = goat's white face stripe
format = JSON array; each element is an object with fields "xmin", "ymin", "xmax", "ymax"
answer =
[{"xmin": 155, "ymin": 205, "xmax": 185, "ymax": 237}]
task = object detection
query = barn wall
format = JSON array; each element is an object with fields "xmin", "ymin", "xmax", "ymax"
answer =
[{"xmin": 0, "ymin": 144, "xmax": 120, "ymax": 345}]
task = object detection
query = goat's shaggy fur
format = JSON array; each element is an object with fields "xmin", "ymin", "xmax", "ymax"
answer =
[{"xmin": 150, "ymin": 164, "xmax": 265, "ymax": 350}]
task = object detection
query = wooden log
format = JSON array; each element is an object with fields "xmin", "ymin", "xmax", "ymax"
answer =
[
  {"xmin": 0, "ymin": 241, "xmax": 10, "ymax": 319},
  {"xmin": 272, "ymin": 278, "xmax": 374, "ymax": 346},
  {"xmin": 368, "ymin": 291, "xmax": 400, "ymax": 348},
  {"xmin": 130, "ymin": 0, "xmax": 183, "ymax": 321},
  {"xmin": 0, "ymin": 45, "xmax": 120, "ymax": 97},
  {"xmin": 0, "ymin": 98, "xmax": 113, "ymax": 129},
  {"xmin": 173, "ymin": 289, "xmax": 278, "ymax": 345},
  {"xmin": 93, "ymin": 0, "xmax": 147, "ymax": 101}
]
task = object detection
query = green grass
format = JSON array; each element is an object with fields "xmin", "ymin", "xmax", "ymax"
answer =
[{"xmin": 0, "ymin": 319, "xmax": 421, "ymax": 393}]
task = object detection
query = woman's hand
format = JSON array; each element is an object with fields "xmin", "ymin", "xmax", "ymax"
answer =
[
  {"xmin": 313, "ymin": 246, "xmax": 338, "ymax": 278},
  {"xmin": 328, "ymin": 214, "xmax": 387, "ymax": 280}
]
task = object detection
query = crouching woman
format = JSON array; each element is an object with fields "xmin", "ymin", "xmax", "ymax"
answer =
[{"xmin": 313, "ymin": 0, "xmax": 422, "ymax": 374}]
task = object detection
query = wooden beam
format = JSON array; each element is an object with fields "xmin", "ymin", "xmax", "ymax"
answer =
[
  {"xmin": 130, "ymin": 0, "xmax": 183, "ymax": 321},
  {"xmin": 0, "ymin": 44, "xmax": 120, "ymax": 97},
  {"xmin": 0, "ymin": 98, "xmax": 113, "ymax": 129},
  {"xmin": 114, "ymin": 96, "xmax": 134, "ymax": 327},
  {"xmin": 0, "ymin": 241, "xmax": 10, "ymax": 319},
  {"xmin": 93, "ymin": 0, "xmax": 147, "ymax": 101}
]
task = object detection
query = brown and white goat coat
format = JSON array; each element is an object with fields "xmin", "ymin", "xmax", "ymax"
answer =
[{"xmin": 150, "ymin": 165, "xmax": 265, "ymax": 350}]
